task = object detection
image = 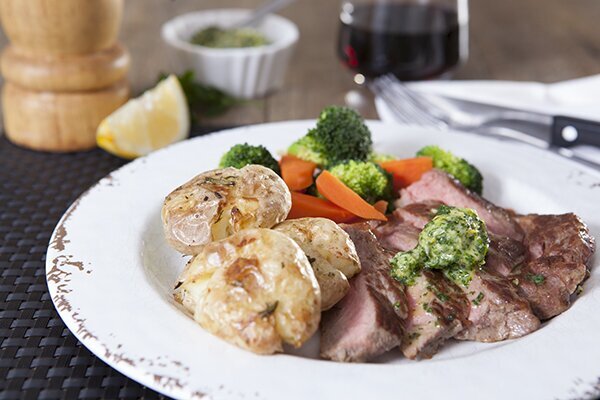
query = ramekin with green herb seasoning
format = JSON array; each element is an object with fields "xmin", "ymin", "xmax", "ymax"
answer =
[{"xmin": 190, "ymin": 26, "xmax": 270, "ymax": 48}]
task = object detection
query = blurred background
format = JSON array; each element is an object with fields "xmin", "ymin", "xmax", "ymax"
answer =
[{"xmin": 2, "ymin": 0, "xmax": 598, "ymax": 127}]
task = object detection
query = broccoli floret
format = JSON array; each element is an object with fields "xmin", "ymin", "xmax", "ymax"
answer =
[
  {"xmin": 287, "ymin": 134, "xmax": 326, "ymax": 166},
  {"xmin": 287, "ymin": 106, "xmax": 372, "ymax": 167},
  {"xmin": 368, "ymin": 152, "xmax": 396, "ymax": 163},
  {"xmin": 416, "ymin": 145, "xmax": 483, "ymax": 194},
  {"xmin": 311, "ymin": 106, "xmax": 372, "ymax": 166},
  {"xmin": 328, "ymin": 160, "xmax": 393, "ymax": 204},
  {"xmin": 219, "ymin": 143, "xmax": 280, "ymax": 174}
]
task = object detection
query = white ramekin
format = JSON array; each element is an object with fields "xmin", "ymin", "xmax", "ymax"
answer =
[{"xmin": 161, "ymin": 9, "xmax": 299, "ymax": 99}]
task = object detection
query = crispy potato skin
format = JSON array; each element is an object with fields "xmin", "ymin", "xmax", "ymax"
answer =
[
  {"xmin": 162, "ymin": 165, "xmax": 291, "ymax": 255},
  {"xmin": 174, "ymin": 228, "xmax": 321, "ymax": 354},
  {"xmin": 274, "ymin": 217, "xmax": 361, "ymax": 310}
]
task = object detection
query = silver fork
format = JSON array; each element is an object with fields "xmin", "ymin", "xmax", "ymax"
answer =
[{"xmin": 370, "ymin": 74, "xmax": 600, "ymax": 168}]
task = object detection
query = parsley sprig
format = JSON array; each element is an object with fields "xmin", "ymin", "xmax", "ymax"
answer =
[{"xmin": 158, "ymin": 70, "xmax": 239, "ymax": 121}]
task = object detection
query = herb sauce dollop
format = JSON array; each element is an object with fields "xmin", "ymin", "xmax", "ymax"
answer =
[
  {"xmin": 390, "ymin": 205, "xmax": 490, "ymax": 287},
  {"xmin": 191, "ymin": 26, "xmax": 269, "ymax": 48}
]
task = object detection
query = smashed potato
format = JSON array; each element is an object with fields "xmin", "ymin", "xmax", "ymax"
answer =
[
  {"xmin": 162, "ymin": 165, "xmax": 291, "ymax": 254},
  {"xmin": 274, "ymin": 217, "xmax": 361, "ymax": 310},
  {"xmin": 174, "ymin": 228, "xmax": 321, "ymax": 354}
]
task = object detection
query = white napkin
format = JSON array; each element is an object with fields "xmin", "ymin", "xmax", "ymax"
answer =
[{"xmin": 375, "ymin": 75, "xmax": 600, "ymax": 164}]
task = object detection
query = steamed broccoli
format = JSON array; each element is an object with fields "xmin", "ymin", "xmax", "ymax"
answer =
[
  {"xmin": 368, "ymin": 152, "xmax": 396, "ymax": 163},
  {"xmin": 328, "ymin": 160, "xmax": 393, "ymax": 204},
  {"xmin": 416, "ymin": 145, "xmax": 483, "ymax": 194},
  {"xmin": 219, "ymin": 143, "xmax": 280, "ymax": 174},
  {"xmin": 287, "ymin": 106, "xmax": 373, "ymax": 167},
  {"xmin": 287, "ymin": 134, "xmax": 326, "ymax": 165}
]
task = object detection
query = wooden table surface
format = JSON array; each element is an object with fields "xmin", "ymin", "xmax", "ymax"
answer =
[{"xmin": 2, "ymin": 0, "xmax": 600, "ymax": 127}]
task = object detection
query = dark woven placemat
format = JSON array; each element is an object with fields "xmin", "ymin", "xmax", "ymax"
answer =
[{"xmin": 0, "ymin": 126, "xmax": 227, "ymax": 400}]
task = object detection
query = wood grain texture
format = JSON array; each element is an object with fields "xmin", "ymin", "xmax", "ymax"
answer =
[
  {"xmin": 2, "ymin": 81, "xmax": 129, "ymax": 152},
  {"xmin": 0, "ymin": 0, "xmax": 123, "ymax": 56},
  {"xmin": 1, "ymin": 0, "xmax": 599, "ymax": 126},
  {"xmin": 1, "ymin": 44, "xmax": 130, "ymax": 92}
]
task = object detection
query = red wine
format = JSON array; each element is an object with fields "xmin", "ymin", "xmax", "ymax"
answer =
[{"xmin": 338, "ymin": 3, "xmax": 461, "ymax": 80}]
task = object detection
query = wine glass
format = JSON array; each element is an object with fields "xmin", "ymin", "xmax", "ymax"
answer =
[{"xmin": 337, "ymin": 0, "xmax": 469, "ymax": 85}]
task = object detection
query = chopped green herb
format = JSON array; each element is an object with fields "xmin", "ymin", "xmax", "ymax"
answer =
[
  {"xmin": 191, "ymin": 26, "xmax": 269, "ymax": 48},
  {"xmin": 259, "ymin": 301, "xmax": 279, "ymax": 318},
  {"xmin": 390, "ymin": 247, "xmax": 425, "ymax": 286},
  {"xmin": 423, "ymin": 302, "xmax": 433, "ymax": 313},
  {"xmin": 393, "ymin": 301, "xmax": 402, "ymax": 310},
  {"xmin": 472, "ymin": 292, "xmax": 485, "ymax": 305},
  {"xmin": 158, "ymin": 70, "xmax": 239, "ymax": 120},
  {"xmin": 407, "ymin": 332, "xmax": 421, "ymax": 342},
  {"xmin": 527, "ymin": 273, "xmax": 546, "ymax": 286}
]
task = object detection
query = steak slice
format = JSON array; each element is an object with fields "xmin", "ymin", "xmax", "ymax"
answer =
[
  {"xmin": 402, "ymin": 270, "xmax": 470, "ymax": 359},
  {"xmin": 380, "ymin": 204, "xmax": 539, "ymax": 342},
  {"xmin": 485, "ymin": 234, "xmax": 527, "ymax": 277},
  {"xmin": 393, "ymin": 201, "xmax": 443, "ymax": 230},
  {"xmin": 320, "ymin": 223, "xmax": 407, "ymax": 362},
  {"xmin": 373, "ymin": 217, "xmax": 420, "ymax": 253},
  {"xmin": 373, "ymin": 218, "xmax": 471, "ymax": 358},
  {"xmin": 398, "ymin": 169, "xmax": 524, "ymax": 241},
  {"xmin": 512, "ymin": 213, "xmax": 595, "ymax": 319},
  {"xmin": 517, "ymin": 213, "xmax": 594, "ymax": 263},
  {"xmin": 455, "ymin": 271, "xmax": 540, "ymax": 341}
]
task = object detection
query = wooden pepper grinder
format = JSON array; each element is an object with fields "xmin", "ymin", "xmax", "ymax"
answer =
[{"xmin": 0, "ymin": 0, "xmax": 130, "ymax": 152}]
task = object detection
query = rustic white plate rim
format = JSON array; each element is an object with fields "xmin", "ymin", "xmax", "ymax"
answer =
[{"xmin": 46, "ymin": 120, "xmax": 600, "ymax": 400}]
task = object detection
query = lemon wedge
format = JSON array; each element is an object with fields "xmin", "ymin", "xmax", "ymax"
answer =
[{"xmin": 97, "ymin": 75, "xmax": 190, "ymax": 158}]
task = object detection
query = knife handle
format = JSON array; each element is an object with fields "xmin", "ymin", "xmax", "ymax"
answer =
[{"xmin": 552, "ymin": 116, "xmax": 600, "ymax": 148}]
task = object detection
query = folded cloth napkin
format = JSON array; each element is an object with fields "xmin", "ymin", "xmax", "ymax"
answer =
[{"xmin": 374, "ymin": 75, "xmax": 600, "ymax": 164}]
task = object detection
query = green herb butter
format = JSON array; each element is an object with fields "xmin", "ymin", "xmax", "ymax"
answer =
[{"xmin": 191, "ymin": 26, "xmax": 269, "ymax": 48}]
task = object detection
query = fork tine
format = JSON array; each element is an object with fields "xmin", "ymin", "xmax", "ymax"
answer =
[
  {"xmin": 381, "ymin": 75, "xmax": 449, "ymax": 126},
  {"xmin": 372, "ymin": 76, "xmax": 447, "ymax": 128},
  {"xmin": 382, "ymin": 74, "xmax": 451, "ymax": 125},
  {"xmin": 374, "ymin": 82, "xmax": 436, "ymax": 127},
  {"xmin": 375, "ymin": 78, "xmax": 433, "ymax": 125},
  {"xmin": 370, "ymin": 79, "xmax": 419, "ymax": 125},
  {"xmin": 371, "ymin": 78, "xmax": 433, "ymax": 126}
]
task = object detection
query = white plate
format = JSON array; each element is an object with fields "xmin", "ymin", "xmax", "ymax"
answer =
[{"xmin": 46, "ymin": 121, "xmax": 600, "ymax": 400}]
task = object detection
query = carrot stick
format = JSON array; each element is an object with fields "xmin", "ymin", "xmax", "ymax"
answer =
[
  {"xmin": 280, "ymin": 155, "xmax": 317, "ymax": 191},
  {"xmin": 316, "ymin": 171, "xmax": 387, "ymax": 221},
  {"xmin": 288, "ymin": 192, "xmax": 355, "ymax": 223},
  {"xmin": 373, "ymin": 200, "xmax": 388, "ymax": 214},
  {"xmin": 380, "ymin": 157, "xmax": 433, "ymax": 191}
]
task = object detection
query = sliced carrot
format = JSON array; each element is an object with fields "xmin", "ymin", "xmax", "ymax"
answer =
[
  {"xmin": 380, "ymin": 157, "xmax": 433, "ymax": 191},
  {"xmin": 316, "ymin": 171, "xmax": 387, "ymax": 221},
  {"xmin": 288, "ymin": 192, "xmax": 355, "ymax": 223},
  {"xmin": 280, "ymin": 155, "xmax": 317, "ymax": 191},
  {"xmin": 373, "ymin": 200, "xmax": 388, "ymax": 214}
]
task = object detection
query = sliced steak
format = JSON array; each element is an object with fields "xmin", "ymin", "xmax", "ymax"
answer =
[
  {"xmin": 379, "ymin": 204, "xmax": 539, "ymax": 342},
  {"xmin": 398, "ymin": 169, "xmax": 524, "ymax": 241},
  {"xmin": 485, "ymin": 234, "xmax": 527, "ymax": 277},
  {"xmin": 512, "ymin": 213, "xmax": 595, "ymax": 319},
  {"xmin": 374, "ymin": 218, "xmax": 471, "ymax": 358},
  {"xmin": 320, "ymin": 223, "xmax": 407, "ymax": 362},
  {"xmin": 402, "ymin": 270, "xmax": 470, "ymax": 359},
  {"xmin": 455, "ymin": 271, "xmax": 540, "ymax": 341},
  {"xmin": 373, "ymin": 218, "xmax": 420, "ymax": 253},
  {"xmin": 393, "ymin": 201, "xmax": 443, "ymax": 229},
  {"xmin": 517, "ymin": 213, "xmax": 594, "ymax": 263}
]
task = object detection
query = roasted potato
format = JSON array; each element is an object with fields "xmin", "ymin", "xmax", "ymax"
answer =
[
  {"xmin": 174, "ymin": 228, "xmax": 321, "ymax": 354},
  {"xmin": 274, "ymin": 217, "xmax": 361, "ymax": 310},
  {"xmin": 162, "ymin": 165, "xmax": 291, "ymax": 254}
]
